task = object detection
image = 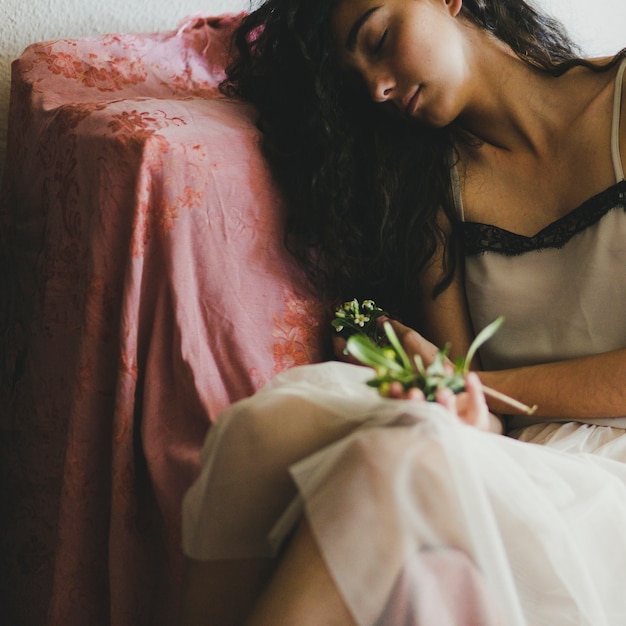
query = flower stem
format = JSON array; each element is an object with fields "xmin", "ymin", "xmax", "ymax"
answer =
[{"xmin": 482, "ymin": 385, "xmax": 538, "ymax": 415}]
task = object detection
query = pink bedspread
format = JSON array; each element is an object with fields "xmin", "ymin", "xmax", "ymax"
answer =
[{"xmin": 0, "ymin": 15, "xmax": 328, "ymax": 625}]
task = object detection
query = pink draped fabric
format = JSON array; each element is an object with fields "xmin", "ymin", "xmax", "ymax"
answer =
[{"xmin": 0, "ymin": 15, "xmax": 328, "ymax": 625}]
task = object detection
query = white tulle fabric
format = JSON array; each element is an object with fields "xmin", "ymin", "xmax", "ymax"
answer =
[{"xmin": 182, "ymin": 361, "xmax": 626, "ymax": 626}]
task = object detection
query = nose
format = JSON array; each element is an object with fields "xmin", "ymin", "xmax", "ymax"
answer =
[{"xmin": 366, "ymin": 68, "xmax": 395, "ymax": 103}]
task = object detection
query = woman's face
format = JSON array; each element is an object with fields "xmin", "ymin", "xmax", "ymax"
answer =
[{"xmin": 331, "ymin": 0, "xmax": 469, "ymax": 127}]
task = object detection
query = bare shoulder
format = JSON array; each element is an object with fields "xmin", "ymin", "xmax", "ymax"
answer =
[
  {"xmin": 605, "ymin": 54, "xmax": 626, "ymax": 177},
  {"xmin": 570, "ymin": 59, "xmax": 625, "ymax": 183}
]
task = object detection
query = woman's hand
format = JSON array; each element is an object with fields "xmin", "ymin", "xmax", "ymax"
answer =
[
  {"xmin": 385, "ymin": 318, "xmax": 454, "ymax": 369},
  {"xmin": 333, "ymin": 317, "xmax": 450, "ymax": 368},
  {"xmin": 386, "ymin": 372, "xmax": 494, "ymax": 432},
  {"xmin": 332, "ymin": 334, "xmax": 364, "ymax": 365},
  {"xmin": 434, "ymin": 372, "xmax": 494, "ymax": 431},
  {"xmin": 333, "ymin": 316, "xmax": 501, "ymax": 432}
]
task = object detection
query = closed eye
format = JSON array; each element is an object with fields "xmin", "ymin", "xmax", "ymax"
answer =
[{"xmin": 373, "ymin": 29, "xmax": 388, "ymax": 54}]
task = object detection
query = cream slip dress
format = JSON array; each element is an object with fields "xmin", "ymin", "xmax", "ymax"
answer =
[{"xmin": 182, "ymin": 58, "xmax": 626, "ymax": 626}]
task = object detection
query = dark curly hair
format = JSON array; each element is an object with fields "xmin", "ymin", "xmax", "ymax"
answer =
[{"xmin": 222, "ymin": 0, "xmax": 626, "ymax": 327}]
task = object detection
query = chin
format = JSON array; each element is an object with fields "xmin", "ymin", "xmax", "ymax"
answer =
[{"xmin": 419, "ymin": 108, "xmax": 456, "ymax": 129}]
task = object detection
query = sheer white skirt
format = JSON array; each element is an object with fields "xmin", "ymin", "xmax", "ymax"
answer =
[{"xmin": 182, "ymin": 362, "xmax": 626, "ymax": 626}]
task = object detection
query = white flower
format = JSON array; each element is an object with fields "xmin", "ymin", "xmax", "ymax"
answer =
[
  {"xmin": 335, "ymin": 325, "xmax": 344, "ymax": 332},
  {"xmin": 347, "ymin": 298, "xmax": 360, "ymax": 312},
  {"xmin": 354, "ymin": 313, "xmax": 370, "ymax": 327}
]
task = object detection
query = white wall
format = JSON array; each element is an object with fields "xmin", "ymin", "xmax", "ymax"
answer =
[
  {"xmin": 539, "ymin": 0, "xmax": 625, "ymax": 56},
  {"xmin": 0, "ymin": 0, "xmax": 624, "ymax": 179}
]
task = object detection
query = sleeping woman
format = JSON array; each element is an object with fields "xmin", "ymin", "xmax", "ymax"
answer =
[{"xmin": 180, "ymin": 0, "xmax": 626, "ymax": 624}]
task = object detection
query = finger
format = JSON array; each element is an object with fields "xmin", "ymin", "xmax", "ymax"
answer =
[
  {"xmin": 384, "ymin": 318, "xmax": 411, "ymax": 338},
  {"xmin": 406, "ymin": 387, "xmax": 425, "ymax": 402},
  {"xmin": 444, "ymin": 391, "xmax": 480, "ymax": 427},
  {"xmin": 387, "ymin": 382, "xmax": 425, "ymax": 402},
  {"xmin": 386, "ymin": 320, "xmax": 440, "ymax": 365},
  {"xmin": 435, "ymin": 386, "xmax": 457, "ymax": 415},
  {"xmin": 464, "ymin": 372, "xmax": 489, "ymax": 427},
  {"xmin": 332, "ymin": 335, "xmax": 362, "ymax": 365},
  {"xmin": 388, "ymin": 381, "xmax": 404, "ymax": 398}
]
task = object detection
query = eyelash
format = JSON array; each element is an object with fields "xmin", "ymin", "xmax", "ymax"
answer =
[{"xmin": 373, "ymin": 29, "xmax": 388, "ymax": 55}]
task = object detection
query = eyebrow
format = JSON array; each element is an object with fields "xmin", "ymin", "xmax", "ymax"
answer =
[{"xmin": 346, "ymin": 6, "xmax": 381, "ymax": 53}]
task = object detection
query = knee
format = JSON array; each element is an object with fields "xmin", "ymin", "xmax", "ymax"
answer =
[
  {"xmin": 215, "ymin": 389, "xmax": 361, "ymax": 471},
  {"xmin": 336, "ymin": 424, "xmax": 450, "ymax": 483}
]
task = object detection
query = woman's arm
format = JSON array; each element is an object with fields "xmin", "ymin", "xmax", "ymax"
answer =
[
  {"xmin": 415, "ymin": 233, "xmax": 475, "ymax": 364},
  {"xmin": 479, "ymin": 351, "xmax": 626, "ymax": 418},
  {"xmin": 405, "ymin": 215, "xmax": 626, "ymax": 421},
  {"xmin": 396, "ymin": 294, "xmax": 626, "ymax": 421}
]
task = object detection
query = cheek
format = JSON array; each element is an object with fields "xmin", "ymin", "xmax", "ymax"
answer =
[
  {"xmin": 394, "ymin": 48, "xmax": 425, "ymax": 84},
  {"xmin": 395, "ymin": 33, "xmax": 439, "ymax": 81}
]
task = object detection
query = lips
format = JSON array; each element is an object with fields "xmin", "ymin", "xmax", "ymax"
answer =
[{"xmin": 402, "ymin": 87, "xmax": 421, "ymax": 116}]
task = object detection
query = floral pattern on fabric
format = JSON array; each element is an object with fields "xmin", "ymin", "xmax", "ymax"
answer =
[
  {"xmin": 272, "ymin": 291, "xmax": 327, "ymax": 373},
  {"xmin": 0, "ymin": 14, "xmax": 327, "ymax": 626},
  {"xmin": 34, "ymin": 42, "xmax": 149, "ymax": 91}
]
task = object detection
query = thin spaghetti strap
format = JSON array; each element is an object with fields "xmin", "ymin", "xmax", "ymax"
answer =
[{"xmin": 610, "ymin": 57, "xmax": 626, "ymax": 183}]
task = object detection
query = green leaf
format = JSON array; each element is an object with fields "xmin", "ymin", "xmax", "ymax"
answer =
[
  {"xmin": 346, "ymin": 335, "xmax": 404, "ymax": 373},
  {"xmin": 382, "ymin": 321, "xmax": 412, "ymax": 370},
  {"xmin": 428, "ymin": 344, "xmax": 450, "ymax": 377},
  {"xmin": 413, "ymin": 354, "xmax": 426, "ymax": 376},
  {"xmin": 335, "ymin": 300, "xmax": 505, "ymax": 403},
  {"xmin": 463, "ymin": 316, "xmax": 504, "ymax": 374}
]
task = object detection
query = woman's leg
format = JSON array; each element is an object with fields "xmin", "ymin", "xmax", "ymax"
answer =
[
  {"xmin": 180, "ymin": 556, "xmax": 275, "ymax": 625},
  {"xmin": 246, "ymin": 519, "xmax": 357, "ymax": 626},
  {"xmin": 180, "ymin": 521, "xmax": 356, "ymax": 626}
]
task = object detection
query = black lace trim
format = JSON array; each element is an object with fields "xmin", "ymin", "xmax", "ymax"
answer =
[{"xmin": 463, "ymin": 180, "xmax": 626, "ymax": 257}]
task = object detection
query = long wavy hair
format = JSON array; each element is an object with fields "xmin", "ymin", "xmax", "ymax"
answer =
[{"xmin": 222, "ymin": 0, "xmax": 626, "ymax": 326}]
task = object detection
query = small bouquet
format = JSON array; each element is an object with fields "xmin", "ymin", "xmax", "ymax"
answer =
[
  {"xmin": 331, "ymin": 298, "xmax": 389, "ymax": 344},
  {"xmin": 332, "ymin": 299, "xmax": 537, "ymax": 414}
]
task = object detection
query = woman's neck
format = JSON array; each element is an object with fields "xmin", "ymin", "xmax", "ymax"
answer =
[{"xmin": 454, "ymin": 32, "xmax": 607, "ymax": 158}]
